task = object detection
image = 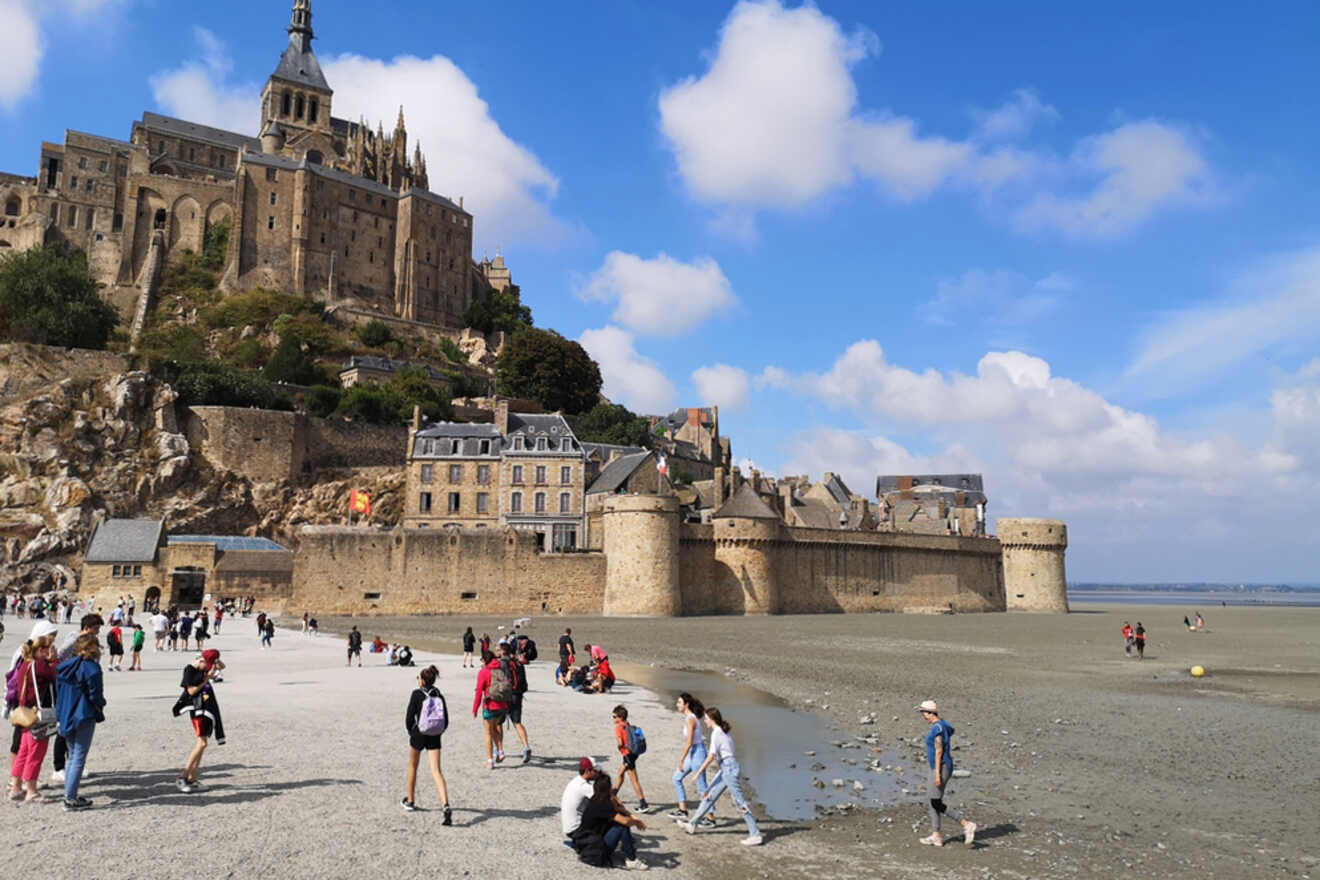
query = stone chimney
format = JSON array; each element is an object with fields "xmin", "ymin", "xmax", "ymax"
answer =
[
  {"xmin": 411, "ymin": 405, "xmax": 422, "ymax": 431},
  {"xmin": 495, "ymin": 398, "xmax": 509, "ymax": 436}
]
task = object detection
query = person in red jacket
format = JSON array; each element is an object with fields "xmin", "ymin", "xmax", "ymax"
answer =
[{"xmin": 471, "ymin": 650, "xmax": 510, "ymax": 770}]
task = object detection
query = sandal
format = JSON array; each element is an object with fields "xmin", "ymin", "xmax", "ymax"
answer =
[{"xmin": 24, "ymin": 792, "xmax": 45, "ymax": 803}]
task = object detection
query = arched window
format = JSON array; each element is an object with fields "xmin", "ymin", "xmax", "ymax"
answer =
[
  {"xmin": 306, "ymin": 150, "xmax": 323, "ymax": 165},
  {"xmin": 282, "ymin": 91, "xmax": 292, "ymax": 116},
  {"xmin": 3, "ymin": 199, "xmax": 18, "ymax": 217},
  {"xmin": 295, "ymin": 94, "xmax": 305, "ymax": 119},
  {"xmin": 153, "ymin": 209, "xmax": 167, "ymax": 230},
  {"xmin": 309, "ymin": 98, "xmax": 319, "ymax": 123}
]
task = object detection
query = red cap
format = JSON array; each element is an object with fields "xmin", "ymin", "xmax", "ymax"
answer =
[
  {"xmin": 578, "ymin": 757, "xmax": 595, "ymax": 773},
  {"xmin": 201, "ymin": 649, "xmax": 221, "ymax": 668}
]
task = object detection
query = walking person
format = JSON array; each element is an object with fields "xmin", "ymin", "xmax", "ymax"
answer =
[
  {"xmin": 678, "ymin": 707, "xmax": 762, "ymax": 845},
  {"xmin": 55, "ymin": 633, "xmax": 104, "ymax": 811},
  {"xmin": 1121, "ymin": 621, "xmax": 1134, "ymax": 654},
  {"xmin": 916, "ymin": 699, "xmax": 976, "ymax": 847},
  {"xmin": 670, "ymin": 693, "xmax": 713, "ymax": 825},
  {"xmin": 612, "ymin": 705, "xmax": 649, "ymax": 813},
  {"xmin": 152, "ymin": 609, "xmax": 169, "ymax": 651},
  {"xmin": 7, "ymin": 628, "xmax": 57, "ymax": 802},
  {"xmin": 1134, "ymin": 622, "xmax": 1146, "ymax": 659},
  {"xmin": 129, "ymin": 624, "xmax": 145, "ymax": 671},
  {"xmin": 167, "ymin": 617, "xmax": 179, "ymax": 651},
  {"xmin": 104, "ymin": 622, "xmax": 124, "ymax": 671},
  {"xmin": 462, "ymin": 627, "xmax": 476, "ymax": 669},
  {"xmin": 50, "ymin": 613, "xmax": 102, "ymax": 785},
  {"xmin": 500, "ymin": 643, "xmax": 533, "ymax": 763},
  {"xmin": 401, "ymin": 664, "xmax": 452, "ymax": 824},
  {"xmin": 179, "ymin": 611, "xmax": 193, "ymax": 652},
  {"xmin": 301, "ymin": 611, "xmax": 309, "ymax": 635},
  {"xmin": 261, "ymin": 617, "xmax": 275, "ymax": 649},
  {"xmin": 172, "ymin": 649, "xmax": 226, "ymax": 793},
  {"xmin": 472, "ymin": 649, "xmax": 511, "ymax": 770},
  {"xmin": 574, "ymin": 773, "xmax": 650, "ymax": 869},
  {"xmin": 347, "ymin": 626, "xmax": 363, "ymax": 667},
  {"xmin": 194, "ymin": 609, "xmax": 210, "ymax": 651},
  {"xmin": 479, "ymin": 632, "xmax": 491, "ymax": 655}
]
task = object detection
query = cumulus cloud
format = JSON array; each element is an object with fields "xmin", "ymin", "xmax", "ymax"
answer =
[
  {"xmin": 691, "ymin": 364, "xmax": 751, "ymax": 411},
  {"xmin": 920, "ymin": 267, "xmax": 1070, "ymax": 326},
  {"xmin": 1127, "ymin": 245, "xmax": 1320, "ymax": 395},
  {"xmin": 1015, "ymin": 121, "xmax": 1214, "ymax": 239},
  {"xmin": 659, "ymin": 1, "xmax": 1214, "ymax": 239},
  {"xmin": 578, "ymin": 326, "xmax": 678, "ymax": 414},
  {"xmin": 146, "ymin": 34, "xmax": 570, "ymax": 252},
  {"xmin": 577, "ymin": 252, "xmax": 736, "ymax": 337},
  {"xmin": 975, "ymin": 88, "xmax": 1059, "ymax": 141},
  {"xmin": 0, "ymin": 0, "xmax": 120, "ymax": 111}
]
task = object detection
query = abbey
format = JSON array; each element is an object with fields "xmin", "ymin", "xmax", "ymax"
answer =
[{"xmin": 0, "ymin": 0, "xmax": 510, "ymax": 329}]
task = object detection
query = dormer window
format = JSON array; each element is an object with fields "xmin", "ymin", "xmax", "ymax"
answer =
[
  {"xmin": 480, "ymin": 440, "xmax": 490, "ymax": 455},
  {"xmin": 560, "ymin": 438, "xmax": 572, "ymax": 452},
  {"xmin": 536, "ymin": 437, "xmax": 547, "ymax": 451},
  {"xmin": 513, "ymin": 436, "xmax": 523, "ymax": 451}
]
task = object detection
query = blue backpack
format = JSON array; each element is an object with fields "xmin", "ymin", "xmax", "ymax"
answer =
[{"xmin": 625, "ymin": 724, "xmax": 647, "ymax": 756}]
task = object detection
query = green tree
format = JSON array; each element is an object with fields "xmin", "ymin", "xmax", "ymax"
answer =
[
  {"xmin": 304, "ymin": 384, "xmax": 343, "ymax": 418},
  {"xmin": 567, "ymin": 402, "xmax": 651, "ymax": 447},
  {"xmin": 355, "ymin": 319, "xmax": 394, "ymax": 348},
  {"xmin": 0, "ymin": 244, "xmax": 118, "ymax": 349},
  {"xmin": 263, "ymin": 334, "xmax": 323, "ymax": 385},
  {"xmin": 495, "ymin": 327, "xmax": 601, "ymax": 415},
  {"xmin": 199, "ymin": 216, "xmax": 231, "ymax": 271},
  {"xmin": 332, "ymin": 367, "xmax": 452, "ymax": 425},
  {"xmin": 463, "ymin": 284, "xmax": 532, "ymax": 334}
]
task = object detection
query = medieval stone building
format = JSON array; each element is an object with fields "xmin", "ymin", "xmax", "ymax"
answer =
[{"xmin": 0, "ymin": 0, "xmax": 510, "ymax": 329}]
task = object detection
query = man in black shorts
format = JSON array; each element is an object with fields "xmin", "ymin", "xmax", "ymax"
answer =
[
  {"xmin": 172, "ymin": 649, "xmax": 225, "ymax": 793},
  {"xmin": 347, "ymin": 626, "xmax": 363, "ymax": 667},
  {"xmin": 500, "ymin": 643, "xmax": 533, "ymax": 763},
  {"xmin": 558, "ymin": 627, "xmax": 575, "ymax": 664}
]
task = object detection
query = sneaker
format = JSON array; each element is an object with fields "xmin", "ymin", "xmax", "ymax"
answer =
[
  {"xmin": 521, "ymin": 747, "xmax": 532, "ymax": 764},
  {"xmin": 680, "ymin": 820, "xmax": 696, "ymax": 835},
  {"xmin": 962, "ymin": 821, "xmax": 977, "ymax": 846},
  {"xmin": 667, "ymin": 809, "xmax": 690, "ymax": 820},
  {"xmin": 495, "ymin": 751, "xmax": 505, "ymax": 763},
  {"xmin": 442, "ymin": 805, "xmax": 453, "ymax": 826},
  {"xmin": 485, "ymin": 759, "xmax": 494, "ymax": 770},
  {"xmin": 50, "ymin": 770, "xmax": 65, "ymax": 783},
  {"xmin": 400, "ymin": 798, "xmax": 418, "ymax": 812},
  {"xmin": 624, "ymin": 858, "xmax": 648, "ymax": 871},
  {"xmin": 62, "ymin": 796, "xmax": 92, "ymax": 812},
  {"xmin": 699, "ymin": 814, "xmax": 717, "ymax": 827},
  {"xmin": 187, "ymin": 779, "xmax": 205, "ymax": 792},
  {"xmin": 919, "ymin": 833, "xmax": 943, "ymax": 846},
  {"xmin": 175, "ymin": 778, "xmax": 193, "ymax": 794},
  {"xmin": 741, "ymin": 835, "xmax": 764, "ymax": 847},
  {"xmin": 636, "ymin": 799, "xmax": 650, "ymax": 813}
]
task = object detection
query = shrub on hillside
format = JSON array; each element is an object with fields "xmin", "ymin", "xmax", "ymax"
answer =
[
  {"xmin": 138, "ymin": 323, "xmax": 207, "ymax": 363},
  {"xmin": 201, "ymin": 289, "xmax": 321, "ymax": 330},
  {"xmin": 262, "ymin": 335, "xmax": 323, "ymax": 386},
  {"xmin": 355, "ymin": 319, "xmax": 394, "ymax": 348},
  {"xmin": 199, "ymin": 217, "xmax": 230, "ymax": 272},
  {"xmin": 305, "ymin": 384, "xmax": 342, "ymax": 418},
  {"xmin": 230, "ymin": 337, "xmax": 267, "ymax": 369},
  {"xmin": 154, "ymin": 360, "xmax": 292, "ymax": 411},
  {"xmin": 0, "ymin": 244, "xmax": 118, "ymax": 349},
  {"xmin": 333, "ymin": 366, "xmax": 452, "ymax": 425}
]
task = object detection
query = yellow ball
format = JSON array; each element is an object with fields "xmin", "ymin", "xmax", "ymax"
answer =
[{"xmin": 1190, "ymin": 665, "xmax": 1205, "ymax": 677}]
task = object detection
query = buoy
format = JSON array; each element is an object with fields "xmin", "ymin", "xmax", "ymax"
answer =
[{"xmin": 1190, "ymin": 665, "xmax": 1205, "ymax": 677}]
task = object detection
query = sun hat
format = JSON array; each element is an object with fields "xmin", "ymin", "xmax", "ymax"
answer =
[
  {"xmin": 578, "ymin": 757, "xmax": 596, "ymax": 773},
  {"xmin": 27, "ymin": 620, "xmax": 58, "ymax": 641},
  {"xmin": 916, "ymin": 699, "xmax": 939, "ymax": 714}
]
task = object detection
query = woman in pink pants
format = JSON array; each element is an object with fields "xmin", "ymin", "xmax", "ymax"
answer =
[{"xmin": 8, "ymin": 632, "xmax": 57, "ymax": 802}]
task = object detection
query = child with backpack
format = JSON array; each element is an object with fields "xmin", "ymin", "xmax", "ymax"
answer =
[
  {"xmin": 402, "ymin": 664, "xmax": 451, "ymax": 824},
  {"xmin": 612, "ymin": 705, "xmax": 649, "ymax": 813},
  {"xmin": 472, "ymin": 649, "xmax": 511, "ymax": 770}
]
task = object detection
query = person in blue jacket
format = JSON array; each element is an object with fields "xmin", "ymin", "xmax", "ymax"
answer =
[{"xmin": 55, "ymin": 632, "xmax": 105, "ymax": 811}]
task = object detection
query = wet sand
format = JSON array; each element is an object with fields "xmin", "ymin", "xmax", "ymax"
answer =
[{"xmin": 313, "ymin": 604, "xmax": 1320, "ymax": 879}]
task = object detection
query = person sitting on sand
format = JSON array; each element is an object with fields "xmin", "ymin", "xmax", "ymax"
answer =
[
  {"xmin": 372, "ymin": 636, "xmax": 386, "ymax": 654},
  {"xmin": 1184, "ymin": 615, "xmax": 1193, "ymax": 631},
  {"xmin": 574, "ymin": 773, "xmax": 649, "ymax": 869},
  {"xmin": 1195, "ymin": 612, "xmax": 1205, "ymax": 631},
  {"xmin": 398, "ymin": 646, "xmax": 414, "ymax": 668},
  {"xmin": 561, "ymin": 757, "xmax": 600, "ymax": 841},
  {"xmin": 590, "ymin": 656, "xmax": 615, "ymax": 694}
]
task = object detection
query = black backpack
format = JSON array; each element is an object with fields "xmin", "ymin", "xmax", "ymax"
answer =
[{"xmin": 570, "ymin": 827, "xmax": 609, "ymax": 867}]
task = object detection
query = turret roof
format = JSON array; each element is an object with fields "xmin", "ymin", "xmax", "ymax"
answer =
[{"xmin": 712, "ymin": 483, "xmax": 780, "ymax": 520}]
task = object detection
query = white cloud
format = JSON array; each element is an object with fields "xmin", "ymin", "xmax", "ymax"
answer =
[
  {"xmin": 691, "ymin": 364, "xmax": 751, "ymax": 411},
  {"xmin": 659, "ymin": 2, "xmax": 1214, "ymax": 239},
  {"xmin": 1015, "ymin": 121, "xmax": 1213, "ymax": 239},
  {"xmin": 754, "ymin": 365, "xmax": 792, "ymax": 391},
  {"xmin": 577, "ymin": 251, "xmax": 736, "ymax": 337},
  {"xmin": 920, "ymin": 267, "xmax": 1070, "ymax": 326},
  {"xmin": 1127, "ymin": 245, "xmax": 1320, "ymax": 395},
  {"xmin": 578, "ymin": 326, "xmax": 678, "ymax": 414},
  {"xmin": 150, "ymin": 28, "xmax": 258, "ymax": 135},
  {"xmin": 975, "ymin": 88, "xmax": 1058, "ymax": 141},
  {"xmin": 146, "ymin": 35, "xmax": 570, "ymax": 252},
  {"xmin": 0, "ymin": 0, "xmax": 119, "ymax": 111}
]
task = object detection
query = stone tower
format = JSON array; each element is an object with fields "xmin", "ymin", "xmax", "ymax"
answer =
[
  {"xmin": 997, "ymin": 517, "xmax": 1069, "ymax": 612},
  {"xmin": 601, "ymin": 495, "xmax": 681, "ymax": 616},
  {"xmin": 712, "ymin": 483, "xmax": 782, "ymax": 614},
  {"xmin": 260, "ymin": 0, "xmax": 334, "ymax": 154}
]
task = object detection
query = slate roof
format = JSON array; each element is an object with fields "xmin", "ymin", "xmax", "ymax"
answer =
[
  {"xmin": 340, "ymin": 356, "xmax": 449, "ymax": 382},
  {"xmin": 213, "ymin": 550, "xmax": 294, "ymax": 573},
  {"xmin": 587, "ymin": 451, "xmax": 653, "ymax": 495},
  {"xmin": 138, "ymin": 112, "xmax": 261, "ymax": 153},
  {"xmin": 84, "ymin": 519, "xmax": 164, "ymax": 564},
  {"xmin": 581, "ymin": 442, "xmax": 646, "ymax": 461},
  {"xmin": 504, "ymin": 413, "xmax": 581, "ymax": 455},
  {"xmin": 271, "ymin": 33, "xmax": 331, "ymax": 92},
  {"xmin": 412, "ymin": 422, "xmax": 502, "ymax": 458},
  {"xmin": 822, "ymin": 473, "xmax": 853, "ymax": 507},
  {"xmin": 239, "ymin": 151, "xmax": 466, "ymax": 213},
  {"xmin": 168, "ymin": 535, "xmax": 288, "ymax": 552},
  {"xmin": 712, "ymin": 483, "xmax": 780, "ymax": 520}
]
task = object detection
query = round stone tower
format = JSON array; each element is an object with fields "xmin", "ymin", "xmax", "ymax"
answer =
[
  {"xmin": 713, "ymin": 516, "xmax": 782, "ymax": 614},
  {"xmin": 997, "ymin": 517, "xmax": 1069, "ymax": 612},
  {"xmin": 601, "ymin": 495, "xmax": 681, "ymax": 616}
]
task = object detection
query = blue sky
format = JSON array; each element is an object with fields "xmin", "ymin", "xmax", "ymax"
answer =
[{"xmin": 4, "ymin": 0, "xmax": 1318, "ymax": 581}]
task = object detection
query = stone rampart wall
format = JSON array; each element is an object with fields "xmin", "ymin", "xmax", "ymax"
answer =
[{"xmin": 290, "ymin": 526, "xmax": 607, "ymax": 616}]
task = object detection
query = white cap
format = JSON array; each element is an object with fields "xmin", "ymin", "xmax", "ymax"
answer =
[{"xmin": 27, "ymin": 620, "xmax": 58, "ymax": 641}]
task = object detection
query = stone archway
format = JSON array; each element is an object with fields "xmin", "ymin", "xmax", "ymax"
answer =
[
  {"xmin": 132, "ymin": 187, "xmax": 169, "ymax": 279},
  {"xmin": 170, "ymin": 194, "xmax": 202, "ymax": 253}
]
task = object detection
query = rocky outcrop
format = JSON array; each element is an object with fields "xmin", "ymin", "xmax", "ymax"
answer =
[{"xmin": 0, "ymin": 344, "xmax": 405, "ymax": 592}]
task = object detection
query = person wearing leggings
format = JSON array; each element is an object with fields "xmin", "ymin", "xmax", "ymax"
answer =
[
  {"xmin": 917, "ymin": 699, "xmax": 976, "ymax": 847},
  {"xmin": 679, "ymin": 707, "xmax": 762, "ymax": 846}
]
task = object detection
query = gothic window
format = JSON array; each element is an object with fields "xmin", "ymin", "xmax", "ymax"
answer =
[
  {"xmin": 309, "ymin": 99, "xmax": 319, "ymax": 123},
  {"xmin": 295, "ymin": 94, "xmax": 305, "ymax": 119},
  {"xmin": 282, "ymin": 91, "xmax": 292, "ymax": 116}
]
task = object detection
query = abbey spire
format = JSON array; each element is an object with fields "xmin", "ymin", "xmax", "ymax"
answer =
[{"xmin": 289, "ymin": 0, "xmax": 314, "ymax": 49}]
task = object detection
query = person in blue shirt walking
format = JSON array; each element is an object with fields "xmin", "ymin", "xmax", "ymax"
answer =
[
  {"xmin": 917, "ymin": 699, "xmax": 976, "ymax": 847},
  {"xmin": 55, "ymin": 633, "xmax": 106, "ymax": 811}
]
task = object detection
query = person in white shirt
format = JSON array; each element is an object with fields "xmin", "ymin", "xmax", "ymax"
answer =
[
  {"xmin": 151, "ymin": 612, "xmax": 170, "ymax": 651},
  {"xmin": 560, "ymin": 757, "xmax": 600, "ymax": 839},
  {"xmin": 678, "ymin": 707, "xmax": 763, "ymax": 846}
]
